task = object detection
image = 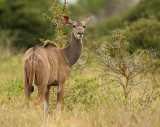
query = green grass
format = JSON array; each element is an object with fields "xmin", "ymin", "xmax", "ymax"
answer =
[{"xmin": 0, "ymin": 54, "xmax": 160, "ymax": 127}]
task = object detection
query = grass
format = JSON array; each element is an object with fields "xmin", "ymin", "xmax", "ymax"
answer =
[{"xmin": 0, "ymin": 53, "xmax": 160, "ymax": 127}]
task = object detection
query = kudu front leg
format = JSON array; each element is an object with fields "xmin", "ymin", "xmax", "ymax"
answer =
[{"xmin": 57, "ymin": 83, "xmax": 65, "ymax": 116}]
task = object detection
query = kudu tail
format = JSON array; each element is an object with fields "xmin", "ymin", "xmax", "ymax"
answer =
[{"xmin": 29, "ymin": 60, "xmax": 36, "ymax": 93}]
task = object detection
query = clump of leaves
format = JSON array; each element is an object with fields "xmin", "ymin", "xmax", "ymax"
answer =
[
  {"xmin": 96, "ymin": 28, "xmax": 156, "ymax": 105},
  {"xmin": 43, "ymin": 0, "xmax": 71, "ymax": 47},
  {"xmin": 64, "ymin": 76, "xmax": 101, "ymax": 111}
]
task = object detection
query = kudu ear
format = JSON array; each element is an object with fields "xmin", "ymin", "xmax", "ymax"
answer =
[
  {"xmin": 83, "ymin": 16, "xmax": 93, "ymax": 26},
  {"xmin": 61, "ymin": 15, "xmax": 73, "ymax": 25}
]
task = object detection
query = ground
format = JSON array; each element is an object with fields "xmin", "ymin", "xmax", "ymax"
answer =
[{"xmin": 0, "ymin": 54, "xmax": 160, "ymax": 127}]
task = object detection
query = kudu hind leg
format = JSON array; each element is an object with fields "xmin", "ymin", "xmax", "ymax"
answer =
[
  {"xmin": 35, "ymin": 83, "xmax": 47, "ymax": 107},
  {"xmin": 57, "ymin": 83, "xmax": 65, "ymax": 116},
  {"xmin": 23, "ymin": 68, "xmax": 31, "ymax": 109},
  {"xmin": 44, "ymin": 86, "xmax": 50, "ymax": 115},
  {"xmin": 24, "ymin": 78, "xmax": 31, "ymax": 109}
]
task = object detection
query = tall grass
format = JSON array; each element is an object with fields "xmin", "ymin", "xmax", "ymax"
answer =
[{"xmin": 0, "ymin": 52, "xmax": 160, "ymax": 127}]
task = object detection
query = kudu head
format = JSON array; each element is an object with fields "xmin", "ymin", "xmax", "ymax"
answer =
[{"xmin": 62, "ymin": 15, "xmax": 93, "ymax": 40}]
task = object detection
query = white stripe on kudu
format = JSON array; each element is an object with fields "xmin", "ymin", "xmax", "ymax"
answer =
[
  {"xmin": 34, "ymin": 52, "xmax": 48, "ymax": 75},
  {"xmin": 23, "ymin": 51, "xmax": 34, "ymax": 62}
]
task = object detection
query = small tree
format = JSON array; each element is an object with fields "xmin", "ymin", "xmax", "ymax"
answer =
[
  {"xmin": 0, "ymin": 29, "xmax": 19, "ymax": 56},
  {"xmin": 96, "ymin": 29, "xmax": 156, "ymax": 105},
  {"xmin": 43, "ymin": 0, "xmax": 71, "ymax": 47}
]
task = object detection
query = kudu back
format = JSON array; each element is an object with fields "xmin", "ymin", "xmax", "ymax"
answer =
[{"xmin": 23, "ymin": 15, "xmax": 93, "ymax": 115}]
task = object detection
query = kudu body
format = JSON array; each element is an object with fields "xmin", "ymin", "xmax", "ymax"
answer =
[{"xmin": 23, "ymin": 15, "xmax": 93, "ymax": 115}]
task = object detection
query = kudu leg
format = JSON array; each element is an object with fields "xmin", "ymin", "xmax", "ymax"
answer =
[
  {"xmin": 23, "ymin": 69, "xmax": 31, "ymax": 109},
  {"xmin": 24, "ymin": 82, "xmax": 31, "ymax": 109},
  {"xmin": 57, "ymin": 83, "xmax": 65, "ymax": 116},
  {"xmin": 44, "ymin": 86, "xmax": 50, "ymax": 115},
  {"xmin": 35, "ymin": 84, "xmax": 47, "ymax": 107}
]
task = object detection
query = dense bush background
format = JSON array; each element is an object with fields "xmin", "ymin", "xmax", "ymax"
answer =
[
  {"xmin": 0, "ymin": 0, "xmax": 53, "ymax": 48},
  {"xmin": 0, "ymin": 0, "xmax": 160, "ymax": 126},
  {"xmin": 1, "ymin": 0, "xmax": 159, "ymax": 52}
]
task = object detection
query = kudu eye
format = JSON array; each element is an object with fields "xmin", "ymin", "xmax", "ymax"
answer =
[
  {"xmin": 73, "ymin": 25, "xmax": 76, "ymax": 28},
  {"xmin": 83, "ymin": 26, "xmax": 86, "ymax": 28}
]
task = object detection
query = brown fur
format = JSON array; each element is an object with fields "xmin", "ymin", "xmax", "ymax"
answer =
[
  {"xmin": 43, "ymin": 40, "xmax": 57, "ymax": 47},
  {"xmin": 23, "ymin": 15, "xmax": 93, "ymax": 115}
]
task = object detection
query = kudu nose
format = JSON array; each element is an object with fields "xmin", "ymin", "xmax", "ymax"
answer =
[{"xmin": 78, "ymin": 32, "xmax": 83, "ymax": 36}]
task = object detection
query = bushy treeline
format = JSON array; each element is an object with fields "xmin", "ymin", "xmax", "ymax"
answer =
[
  {"xmin": 0, "ymin": 0, "xmax": 159, "ymax": 53},
  {"xmin": 89, "ymin": 0, "xmax": 160, "ymax": 54},
  {"xmin": 69, "ymin": 0, "xmax": 135, "ymax": 19},
  {"xmin": 0, "ymin": 0, "xmax": 137, "ymax": 50},
  {"xmin": 124, "ymin": 0, "xmax": 160, "ymax": 22},
  {"xmin": 0, "ymin": 0, "xmax": 53, "ymax": 48}
]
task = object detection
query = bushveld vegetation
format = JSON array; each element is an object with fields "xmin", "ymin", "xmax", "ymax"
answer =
[
  {"xmin": 1, "ymin": 30, "xmax": 160, "ymax": 127},
  {"xmin": 95, "ymin": 29, "xmax": 157, "ymax": 106},
  {"xmin": 0, "ymin": 0, "xmax": 160, "ymax": 127}
]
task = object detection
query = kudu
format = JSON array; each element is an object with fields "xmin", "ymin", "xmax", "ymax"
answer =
[{"xmin": 23, "ymin": 15, "xmax": 93, "ymax": 115}]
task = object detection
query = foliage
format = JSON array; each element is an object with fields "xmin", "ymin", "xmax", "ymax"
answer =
[
  {"xmin": 69, "ymin": 0, "xmax": 103, "ymax": 18},
  {"xmin": 124, "ymin": 0, "xmax": 160, "ymax": 22},
  {"xmin": 87, "ymin": 16, "xmax": 123, "ymax": 40},
  {"xmin": 95, "ymin": 29, "xmax": 156, "ymax": 105},
  {"xmin": 64, "ymin": 76, "xmax": 102, "ymax": 111},
  {"xmin": 43, "ymin": 0, "xmax": 71, "ymax": 47},
  {"xmin": 0, "ymin": 0, "xmax": 53, "ymax": 48},
  {"xmin": 88, "ymin": 0, "xmax": 160, "ymax": 53},
  {"xmin": 0, "ymin": 28, "xmax": 19, "ymax": 56},
  {"xmin": 125, "ymin": 18, "xmax": 160, "ymax": 54},
  {"xmin": 69, "ymin": 0, "xmax": 136, "ymax": 19}
]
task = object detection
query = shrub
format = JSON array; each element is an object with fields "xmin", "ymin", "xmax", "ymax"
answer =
[
  {"xmin": 43, "ymin": 0, "xmax": 71, "ymax": 47},
  {"xmin": 124, "ymin": 0, "xmax": 160, "ymax": 22},
  {"xmin": 0, "ymin": 0, "xmax": 53, "ymax": 48},
  {"xmin": 64, "ymin": 76, "xmax": 102, "ymax": 111},
  {"xmin": 95, "ymin": 28, "xmax": 156, "ymax": 106},
  {"xmin": 0, "ymin": 29, "xmax": 19, "ymax": 56},
  {"xmin": 125, "ymin": 18, "xmax": 160, "ymax": 54}
]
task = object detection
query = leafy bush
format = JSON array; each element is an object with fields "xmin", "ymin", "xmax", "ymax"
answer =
[
  {"xmin": 88, "ymin": 0, "xmax": 160, "ymax": 53},
  {"xmin": 43, "ymin": 0, "xmax": 71, "ymax": 47},
  {"xmin": 124, "ymin": 0, "xmax": 160, "ymax": 22},
  {"xmin": 95, "ymin": 29, "xmax": 157, "ymax": 106},
  {"xmin": 64, "ymin": 76, "xmax": 102, "ymax": 110},
  {"xmin": 125, "ymin": 18, "xmax": 160, "ymax": 53},
  {"xmin": 87, "ymin": 16, "xmax": 123, "ymax": 40},
  {"xmin": 0, "ymin": 0, "xmax": 53, "ymax": 48}
]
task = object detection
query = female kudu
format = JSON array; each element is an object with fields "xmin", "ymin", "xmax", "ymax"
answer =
[{"xmin": 23, "ymin": 15, "xmax": 93, "ymax": 115}]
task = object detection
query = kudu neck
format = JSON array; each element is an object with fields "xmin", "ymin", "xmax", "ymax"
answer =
[{"xmin": 60, "ymin": 32, "xmax": 82, "ymax": 67}]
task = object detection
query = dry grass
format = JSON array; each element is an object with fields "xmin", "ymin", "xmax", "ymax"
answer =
[{"xmin": 0, "ymin": 54, "xmax": 160, "ymax": 127}]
